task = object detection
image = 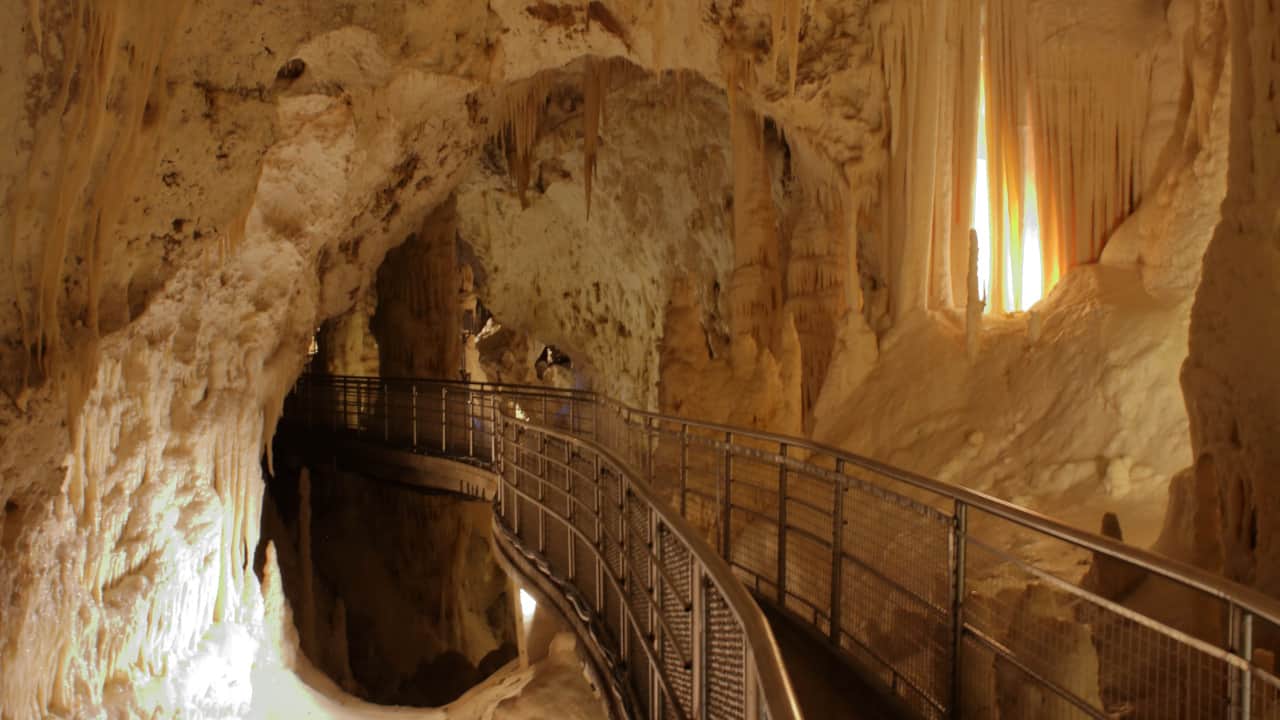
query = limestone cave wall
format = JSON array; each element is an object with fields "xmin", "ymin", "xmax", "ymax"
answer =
[{"xmin": 0, "ymin": 0, "xmax": 1276, "ymax": 716}]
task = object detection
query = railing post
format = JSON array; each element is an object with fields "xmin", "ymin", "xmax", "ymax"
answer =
[
  {"xmin": 646, "ymin": 417, "xmax": 656, "ymax": 486},
  {"xmin": 1230, "ymin": 603, "xmax": 1255, "ymax": 720},
  {"xmin": 382, "ymin": 382, "xmax": 389, "ymax": 442},
  {"xmin": 950, "ymin": 500, "xmax": 968, "ymax": 717},
  {"xmin": 489, "ymin": 395, "xmax": 498, "ymax": 464},
  {"xmin": 410, "ymin": 384, "xmax": 418, "ymax": 449},
  {"xmin": 679, "ymin": 423, "xmax": 689, "ymax": 517},
  {"xmin": 722, "ymin": 431, "xmax": 733, "ymax": 559},
  {"xmin": 618, "ymin": 475, "xmax": 629, "ymax": 666},
  {"xmin": 594, "ymin": 450, "xmax": 604, "ymax": 613},
  {"xmin": 511, "ymin": 431, "xmax": 521, "ymax": 536},
  {"xmin": 468, "ymin": 389, "xmax": 475, "ymax": 458},
  {"xmin": 440, "ymin": 385, "xmax": 448, "ymax": 453},
  {"xmin": 537, "ymin": 430, "xmax": 547, "ymax": 554},
  {"xmin": 691, "ymin": 563, "xmax": 707, "ymax": 719},
  {"xmin": 567, "ymin": 437, "xmax": 576, "ymax": 582},
  {"xmin": 648, "ymin": 504, "xmax": 662, "ymax": 718},
  {"xmin": 1243, "ymin": 610, "xmax": 1254, "ymax": 720},
  {"xmin": 830, "ymin": 459, "xmax": 845, "ymax": 644},
  {"xmin": 777, "ymin": 443, "xmax": 788, "ymax": 606}
]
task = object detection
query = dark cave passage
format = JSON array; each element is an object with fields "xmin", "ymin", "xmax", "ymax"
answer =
[{"xmin": 258, "ymin": 447, "xmax": 518, "ymax": 706}]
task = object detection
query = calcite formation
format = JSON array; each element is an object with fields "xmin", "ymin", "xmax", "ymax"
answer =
[{"xmin": 0, "ymin": 0, "xmax": 1276, "ymax": 717}]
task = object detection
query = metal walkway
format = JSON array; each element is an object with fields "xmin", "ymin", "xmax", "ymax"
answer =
[{"xmin": 284, "ymin": 374, "xmax": 1280, "ymax": 720}]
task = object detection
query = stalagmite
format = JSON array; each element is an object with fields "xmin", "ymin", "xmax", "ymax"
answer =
[
  {"xmin": 966, "ymin": 229, "xmax": 983, "ymax": 360},
  {"xmin": 330, "ymin": 598, "xmax": 358, "ymax": 693},
  {"xmin": 299, "ymin": 467, "xmax": 316, "ymax": 659},
  {"xmin": 1027, "ymin": 310, "xmax": 1042, "ymax": 344},
  {"xmin": 781, "ymin": 127, "xmax": 854, "ymax": 426}
]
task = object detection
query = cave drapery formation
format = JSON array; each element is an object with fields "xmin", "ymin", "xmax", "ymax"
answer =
[{"xmin": 0, "ymin": 0, "xmax": 1277, "ymax": 717}]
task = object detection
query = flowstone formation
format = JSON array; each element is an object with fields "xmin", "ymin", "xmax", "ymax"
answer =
[{"xmin": 0, "ymin": 0, "xmax": 1276, "ymax": 717}]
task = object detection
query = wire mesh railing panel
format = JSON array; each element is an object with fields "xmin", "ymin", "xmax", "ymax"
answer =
[
  {"xmin": 1254, "ymin": 669, "xmax": 1280, "ymax": 719},
  {"xmin": 658, "ymin": 522, "xmax": 695, "ymax": 713},
  {"xmin": 841, "ymin": 473, "xmax": 953, "ymax": 613},
  {"xmin": 1249, "ymin": 613, "xmax": 1280, "ymax": 719},
  {"xmin": 631, "ymin": 621, "xmax": 654, "ymax": 720},
  {"xmin": 783, "ymin": 531, "xmax": 832, "ymax": 631},
  {"xmin": 833, "ymin": 471, "xmax": 953, "ymax": 717},
  {"xmin": 706, "ymin": 579, "xmax": 748, "ymax": 720},
  {"xmin": 962, "ymin": 508, "xmax": 1242, "ymax": 720},
  {"xmin": 781, "ymin": 466, "xmax": 835, "ymax": 626},
  {"xmin": 838, "ymin": 553, "xmax": 950, "ymax": 713},
  {"xmin": 958, "ymin": 634, "xmax": 1097, "ymax": 720},
  {"xmin": 491, "ymin": 419, "xmax": 789, "ymax": 720},
  {"xmin": 601, "ymin": 477, "xmax": 625, "ymax": 583},
  {"xmin": 626, "ymin": 495, "xmax": 654, "ymax": 642},
  {"xmin": 681, "ymin": 433, "xmax": 725, "ymax": 547},
  {"xmin": 648, "ymin": 422, "xmax": 686, "ymax": 507}
]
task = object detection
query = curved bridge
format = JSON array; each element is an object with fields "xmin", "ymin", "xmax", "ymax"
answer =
[{"xmin": 283, "ymin": 374, "xmax": 1280, "ymax": 720}]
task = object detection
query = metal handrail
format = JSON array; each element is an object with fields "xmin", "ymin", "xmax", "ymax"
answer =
[
  {"xmin": 501, "ymin": 411, "xmax": 803, "ymax": 720},
  {"xmin": 286, "ymin": 374, "xmax": 1280, "ymax": 719},
  {"xmin": 605, "ymin": 398, "xmax": 1280, "ymax": 628},
  {"xmin": 284, "ymin": 373, "xmax": 803, "ymax": 720}
]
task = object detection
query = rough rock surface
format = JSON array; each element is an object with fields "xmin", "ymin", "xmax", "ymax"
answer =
[{"xmin": 0, "ymin": 0, "xmax": 1277, "ymax": 716}]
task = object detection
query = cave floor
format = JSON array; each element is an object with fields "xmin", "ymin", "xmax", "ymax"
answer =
[{"xmin": 762, "ymin": 606, "xmax": 902, "ymax": 720}]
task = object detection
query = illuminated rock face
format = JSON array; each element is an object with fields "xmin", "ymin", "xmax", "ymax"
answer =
[
  {"xmin": 0, "ymin": 0, "xmax": 1275, "ymax": 716},
  {"xmin": 1177, "ymin": 0, "xmax": 1280, "ymax": 597}
]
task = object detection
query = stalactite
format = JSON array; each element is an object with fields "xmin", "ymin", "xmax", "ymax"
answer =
[
  {"xmin": 877, "ymin": 0, "xmax": 1157, "ymax": 317},
  {"xmin": 982, "ymin": 0, "xmax": 1030, "ymax": 313},
  {"xmin": 652, "ymin": 0, "xmax": 666, "ymax": 72},
  {"xmin": 582, "ymin": 57, "xmax": 611, "ymax": 219},
  {"xmin": 875, "ymin": 0, "xmax": 970, "ymax": 321},
  {"xmin": 12, "ymin": 0, "xmax": 190, "ymax": 376},
  {"xmin": 488, "ymin": 71, "xmax": 555, "ymax": 207},
  {"xmin": 780, "ymin": 131, "xmax": 852, "ymax": 426},
  {"xmin": 786, "ymin": 124, "xmax": 851, "ymax": 217},
  {"xmin": 726, "ymin": 54, "xmax": 782, "ymax": 352},
  {"xmin": 787, "ymin": 0, "xmax": 801, "ymax": 95},
  {"xmin": 941, "ymin": 0, "xmax": 981, "ymax": 308},
  {"xmin": 771, "ymin": 0, "xmax": 803, "ymax": 94},
  {"xmin": 985, "ymin": 0, "xmax": 1154, "ymax": 300}
]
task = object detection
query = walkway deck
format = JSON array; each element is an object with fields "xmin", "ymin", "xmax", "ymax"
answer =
[{"xmin": 762, "ymin": 606, "xmax": 900, "ymax": 720}]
